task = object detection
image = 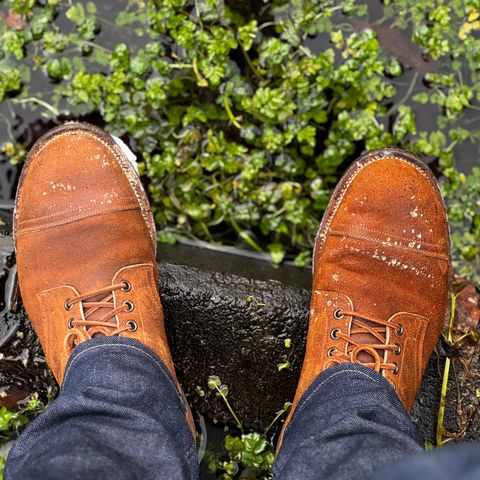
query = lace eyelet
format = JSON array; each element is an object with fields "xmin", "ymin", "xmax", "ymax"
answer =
[
  {"xmin": 64, "ymin": 299, "xmax": 73, "ymax": 311},
  {"xmin": 327, "ymin": 347, "xmax": 337, "ymax": 357},
  {"xmin": 126, "ymin": 320, "xmax": 138, "ymax": 332},
  {"xmin": 333, "ymin": 309, "xmax": 344, "ymax": 320},
  {"xmin": 395, "ymin": 323, "xmax": 404, "ymax": 336},
  {"xmin": 123, "ymin": 300, "xmax": 135, "ymax": 313},
  {"xmin": 330, "ymin": 328, "xmax": 341, "ymax": 340},
  {"xmin": 121, "ymin": 280, "xmax": 132, "ymax": 292},
  {"xmin": 67, "ymin": 318, "xmax": 75, "ymax": 329},
  {"xmin": 392, "ymin": 363, "xmax": 399, "ymax": 374},
  {"xmin": 394, "ymin": 343, "xmax": 401, "ymax": 355}
]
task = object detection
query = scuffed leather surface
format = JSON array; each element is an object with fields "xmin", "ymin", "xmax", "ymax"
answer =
[
  {"xmin": 14, "ymin": 125, "xmax": 176, "ymax": 386},
  {"xmin": 279, "ymin": 149, "xmax": 451, "ymax": 447}
]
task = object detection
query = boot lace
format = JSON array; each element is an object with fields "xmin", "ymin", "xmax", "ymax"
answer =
[
  {"xmin": 327, "ymin": 309, "xmax": 404, "ymax": 374},
  {"xmin": 64, "ymin": 280, "xmax": 138, "ymax": 351}
]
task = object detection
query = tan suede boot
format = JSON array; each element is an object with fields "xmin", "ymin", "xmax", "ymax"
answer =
[
  {"xmin": 14, "ymin": 122, "xmax": 195, "ymax": 433},
  {"xmin": 278, "ymin": 148, "xmax": 451, "ymax": 449}
]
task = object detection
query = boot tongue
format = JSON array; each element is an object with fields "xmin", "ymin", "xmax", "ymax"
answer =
[
  {"xmin": 81, "ymin": 292, "xmax": 117, "ymax": 335},
  {"xmin": 349, "ymin": 320, "xmax": 386, "ymax": 365}
]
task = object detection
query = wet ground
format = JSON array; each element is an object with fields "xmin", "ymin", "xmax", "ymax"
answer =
[{"xmin": 0, "ymin": 208, "xmax": 58, "ymax": 411}]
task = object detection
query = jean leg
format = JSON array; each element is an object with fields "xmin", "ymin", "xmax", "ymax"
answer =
[
  {"xmin": 274, "ymin": 363, "xmax": 423, "ymax": 480},
  {"xmin": 4, "ymin": 336, "xmax": 198, "ymax": 480},
  {"xmin": 370, "ymin": 443, "xmax": 480, "ymax": 480}
]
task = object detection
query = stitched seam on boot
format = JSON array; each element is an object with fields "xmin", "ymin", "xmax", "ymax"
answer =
[
  {"xmin": 14, "ymin": 128, "xmax": 156, "ymax": 249},
  {"xmin": 15, "ymin": 205, "xmax": 140, "ymax": 236},
  {"xmin": 314, "ymin": 153, "xmax": 448, "ymax": 261},
  {"xmin": 18, "ymin": 199, "xmax": 139, "ymax": 225},
  {"xmin": 327, "ymin": 230, "xmax": 450, "ymax": 260}
]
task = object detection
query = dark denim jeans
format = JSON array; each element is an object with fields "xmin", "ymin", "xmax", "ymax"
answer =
[
  {"xmin": 274, "ymin": 363, "xmax": 480, "ymax": 480},
  {"xmin": 5, "ymin": 337, "xmax": 480, "ymax": 480},
  {"xmin": 5, "ymin": 337, "xmax": 198, "ymax": 480}
]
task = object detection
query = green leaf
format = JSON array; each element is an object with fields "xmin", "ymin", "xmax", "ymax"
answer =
[
  {"xmin": 242, "ymin": 432, "xmax": 267, "ymax": 455},
  {"xmin": 207, "ymin": 375, "xmax": 222, "ymax": 390},
  {"xmin": 66, "ymin": 3, "xmax": 86, "ymax": 25},
  {"xmin": 268, "ymin": 243, "xmax": 285, "ymax": 264}
]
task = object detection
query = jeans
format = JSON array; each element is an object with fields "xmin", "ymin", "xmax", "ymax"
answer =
[
  {"xmin": 5, "ymin": 337, "xmax": 197, "ymax": 480},
  {"xmin": 5, "ymin": 337, "xmax": 480, "ymax": 480}
]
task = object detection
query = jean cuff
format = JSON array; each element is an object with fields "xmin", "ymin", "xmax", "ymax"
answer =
[{"xmin": 62, "ymin": 336, "xmax": 182, "ymax": 403}]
